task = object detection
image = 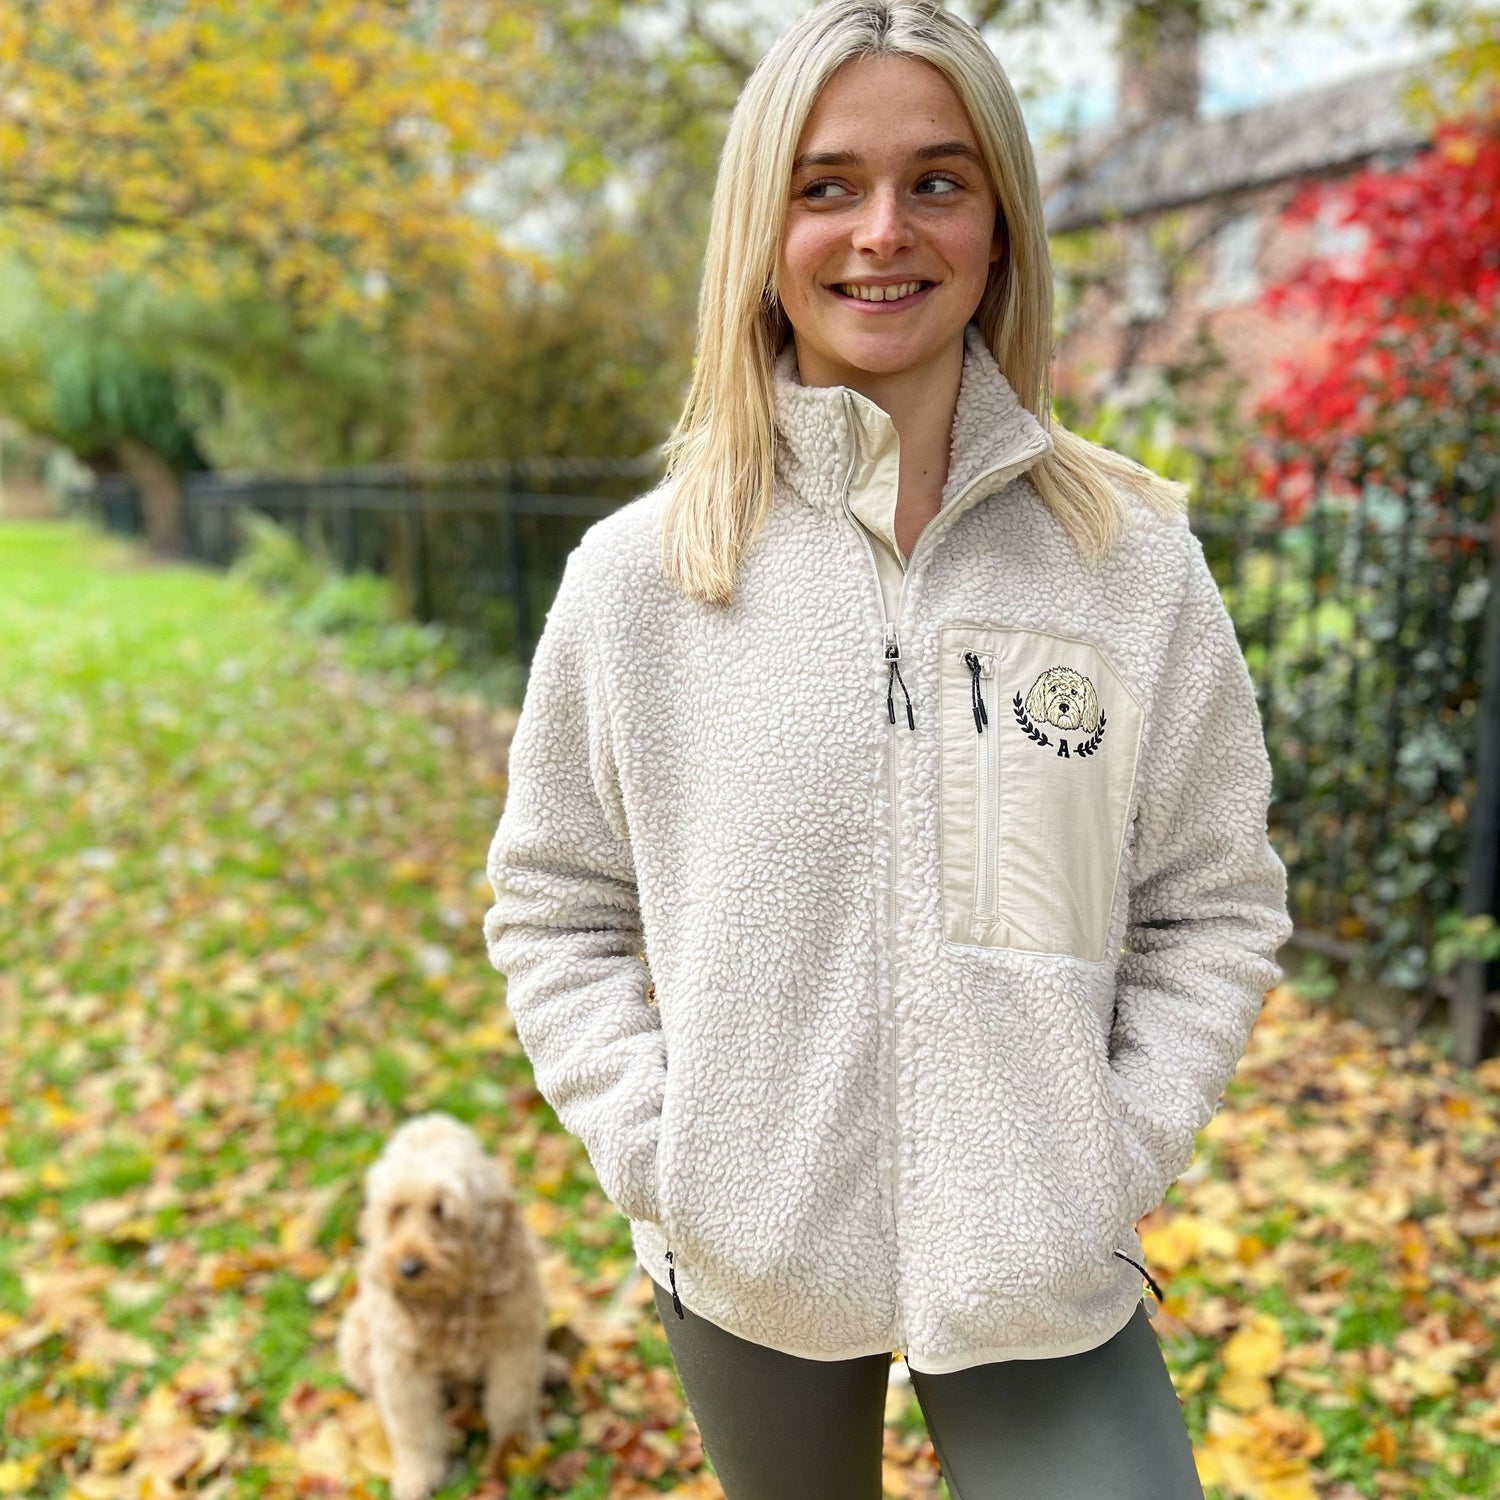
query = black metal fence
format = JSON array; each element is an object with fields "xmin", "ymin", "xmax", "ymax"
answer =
[
  {"xmin": 73, "ymin": 460, "xmax": 1500, "ymax": 1061},
  {"xmin": 1198, "ymin": 476, "xmax": 1499, "ymax": 1062},
  {"xmin": 70, "ymin": 453, "xmax": 664, "ymax": 665}
]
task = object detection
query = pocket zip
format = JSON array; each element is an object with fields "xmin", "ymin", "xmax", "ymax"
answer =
[
  {"xmin": 963, "ymin": 649, "xmax": 1000, "ymax": 918},
  {"xmin": 1113, "ymin": 1249, "xmax": 1165, "ymax": 1305},
  {"xmin": 664, "ymin": 1246, "xmax": 685, "ymax": 1318}
]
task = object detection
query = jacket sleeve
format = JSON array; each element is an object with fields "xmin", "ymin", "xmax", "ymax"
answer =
[
  {"xmin": 1106, "ymin": 533, "xmax": 1293, "ymax": 1225},
  {"xmin": 482, "ymin": 543, "xmax": 666, "ymax": 1225}
]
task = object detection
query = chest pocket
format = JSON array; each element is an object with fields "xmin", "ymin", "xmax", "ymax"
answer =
[{"xmin": 938, "ymin": 621, "xmax": 1144, "ymax": 963}]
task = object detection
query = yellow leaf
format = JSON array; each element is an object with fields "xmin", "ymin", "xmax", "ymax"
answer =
[
  {"xmin": 1390, "ymin": 1342, "xmax": 1476, "ymax": 1399},
  {"xmin": 294, "ymin": 1415, "xmax": 355, "ymax": 1481},
  {"xmin": 187, "ymin": 1426, "xmax": 234, "ymax": 1480},
  {"xmin": 1142, "ymin": 1216, "xmax": 1201, "ymax": 1272},
  {"xmin": 1222, "ymin": 1311, "xmax": 1285, "ymax": 1379},
  {"xmin": 281, "ymin": 1080, "xmax": 340, "ymax": 1115},
  {"xmin": 343, "ymin": 1398, "xmax": 393, "ymax": 1478},
  {"xmin": 306, "ymin": 1268, "xmax": 344, "ymax": 1307},
  {"xmin": 43, "ymin": 1097, "xmax": 79, "ymax": 1129},
  {"xmin": 278, "ymin": 1183, "xmax": 344, "ymax": 1256},
  {"xmin": 86, "ymin": 1433, "xmax": 139, "ymax": 1476},
  {"xmin": 64, "ymin": 1481, "xmax": 133, "ymax": 1500},
  {"xmin": 1365, "ymin": 1425, "xmax": 1400, "ymax": 1465},
  {"xmin": 0, "ymin": 1454, "xmax": 46, "ymax": 1495},
  {"xmin": 74, "ymin": 1325, "xmax": 158, "ymax": 1368},
  {"xmin": 1217, "ymin": 1367, "xmax": 1275, "ymax": 1411},
  {"xmin": 464, "ymin": 1018, "xmax": 514, "ymax": 1051},
  {"xmin": 81, "ymin": 1200, "xmax": 140, "ymax": 1235},
  {"xmin": 1195, "ymin": 1404, "xmax": 1323, "ymax": 1500},
  {"xmin": 107, "ymin": 1218, "xmax": 155, "ymax": 1245},
  {"xmin": 1453, "ymin": 1397, "xmax": 1500, "ymax": 1442},
  {"xmin": 1141, "ymin": 1213, "xmax": 1237, "ymax": 1273}
]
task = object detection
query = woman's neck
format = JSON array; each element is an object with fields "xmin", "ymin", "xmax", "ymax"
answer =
[{"xmin": 792, "ymin": 333, "xmax": 965, "ymax": 555}]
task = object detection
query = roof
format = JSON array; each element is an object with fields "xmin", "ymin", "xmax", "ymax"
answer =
[{"xmin": 1040, "ymin": 54, "xmax": 1448, "ymax": 232}]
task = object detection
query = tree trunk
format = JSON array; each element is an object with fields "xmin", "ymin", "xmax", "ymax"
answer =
[{"xmin": 113, "ymin": 436, "xmax": 186, "ymax": 556}]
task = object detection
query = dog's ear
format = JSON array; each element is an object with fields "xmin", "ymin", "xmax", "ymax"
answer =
[
  {"xmin": 477, "ymin": 1159, "xmax": 513, "ymax": 1235},
  {"xmin": 1080, "ymin": 678, "xmax": 1101, "ymax": 734},
  {"xmin": 470, "ymin": 1161, "xmax": 525, "ymax": 1294},
  {"xmin": 1024, "ymin": 675, "xmax": 1048, "ymax": 722},
  {"xmin": 478, "ymin": 1188, "xmax": 510, "ymax": 1247}
]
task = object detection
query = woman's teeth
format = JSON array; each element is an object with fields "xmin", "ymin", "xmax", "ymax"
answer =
[{"xmin": 835, "ymin": 281, "xmax": 928, "ymax": 301}]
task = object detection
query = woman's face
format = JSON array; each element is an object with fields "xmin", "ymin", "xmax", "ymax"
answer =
[{"xmin": 778, "ymin": 53, "xmax": 1005, "ymax": 390}]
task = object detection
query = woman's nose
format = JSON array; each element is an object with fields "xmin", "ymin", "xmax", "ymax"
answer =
[{"xmin": 851, "ymin": 185, "xmax": 914, "ymax": 258}]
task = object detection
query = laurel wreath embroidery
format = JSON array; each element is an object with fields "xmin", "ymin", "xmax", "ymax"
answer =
[
  {"xmin": 1012, "ymin": 693, "xmax": 1108, "ymax": 754},
  {"xmin": 1074, "ymin": 710, "xmax": 1107, "ymax": 755},
  {"xmin": 1011, "ymin": 692, "xmax": 1051, "ymax": 746}
]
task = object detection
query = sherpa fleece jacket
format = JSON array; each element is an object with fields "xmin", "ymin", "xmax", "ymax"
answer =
[{"xmin": 482, "ymin": 320, "xmax": 1293, "ymax": 1373}]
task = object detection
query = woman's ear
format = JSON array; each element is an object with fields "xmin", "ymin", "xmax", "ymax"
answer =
[{"xmin": 990, "ymin": 211, "xmax": 1007, "ymax": 265}]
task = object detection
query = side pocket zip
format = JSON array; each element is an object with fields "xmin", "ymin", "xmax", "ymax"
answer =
[
  {"xmin": 664, "ymin": 1247, "xmax": 684, "ymax": 1318},
  {"xmin": 1113, "ymin": 1249, "xmax": 1165, "ymax": 1305}
]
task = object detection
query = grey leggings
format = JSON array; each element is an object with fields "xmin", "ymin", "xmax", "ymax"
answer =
[{"xmin": 650, "ymin": 1276, "xmax": 1205, "ymax": 1500}]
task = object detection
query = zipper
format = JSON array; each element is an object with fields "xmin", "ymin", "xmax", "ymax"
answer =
[
  {"xmin": 963, "ymin": 649, "xmax": 1000, "ymax": 918},
  {"xmin": 658, "ymin": 397, "xmax": 1051, "ymax": 1336},
  {"xmin": 838, "ymin": 394, "xmax": 914, "ymax": 731},
  {"xmin": 837, "ymin": 391, "xmax": 908, "ymax": 1350},
  {"xmin": 1113, "ymin": 1249, "xmax": 1166, "ymax": 1305},
  {"xmin": 664, "ymin": 1246, "xmax": 684, "ymax": 1318},
  {"xmin": 837, "ymin": 388, "xmax": 1051, "ymax": 730},
  {"xmin": 836, "ymin": 388, "xmax": 1049, "ymax": 1355}
]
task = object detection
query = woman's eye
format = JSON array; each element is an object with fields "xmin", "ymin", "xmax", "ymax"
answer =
[{"xmin": 799, "ymin": 174, "xmax": 964, "ymax": 202}]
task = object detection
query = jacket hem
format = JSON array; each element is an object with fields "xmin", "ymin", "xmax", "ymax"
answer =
[
  {"xmin": 635, "ymin": 1223, "xmax": 1146, "ymax": 1373},
  {"xmin": 642, "ymin": 1266, "xmax": 907, "ymax": 1363},
  {"xmin": 903, "ymin": 1292, "xmax": 1143, "ymax": 1373}
]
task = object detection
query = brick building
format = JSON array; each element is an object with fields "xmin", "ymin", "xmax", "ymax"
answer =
[{"xmin": 1036, "ymin": 33, "xmax": 1449, "ymax": 434}]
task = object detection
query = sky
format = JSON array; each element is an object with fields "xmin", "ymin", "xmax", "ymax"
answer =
[
  {"xmin": 1011, "ymin": 0, "xmax": 1450, "ymax": 134},
  {"xmin": 482, "ymin": 0, "xmax": 1453, "ymax": 253},
  {"xmin": 701, "ymin": 0, "xmax": 1452, "ymax": 138}
]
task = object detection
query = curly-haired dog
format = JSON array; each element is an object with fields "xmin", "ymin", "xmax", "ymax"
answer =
[
  {"xmin": 337, "ymin": 1112, "xmax": 547, "ymax": 1500},
  {"xmin": 1024, "ymin": 665, "xmax": 1101, "ymax": 734}
]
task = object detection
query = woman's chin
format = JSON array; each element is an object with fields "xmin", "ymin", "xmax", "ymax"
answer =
[{"xmin": 819, "ymin": 329, "xmax": 962, "ymax": 380}]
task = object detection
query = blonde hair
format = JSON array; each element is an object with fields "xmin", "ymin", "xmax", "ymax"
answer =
[{"xmin": 658, "ymin": 0, "xmax": 1188, "ymax": 606}]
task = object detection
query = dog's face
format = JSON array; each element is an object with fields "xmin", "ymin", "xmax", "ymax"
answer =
[
  {"xmin": 1024, "ymin": 666, "xmax": 1100, "ymax": 734},
  {"xmin": 362, "ymin": 1175, "xmax": 508, "ymax": 1303}
]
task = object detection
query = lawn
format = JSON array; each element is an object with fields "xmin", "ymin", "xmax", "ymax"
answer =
[{"xmin": 1, "ymin": 518, "xmax": 1497, "ymax": 1500}]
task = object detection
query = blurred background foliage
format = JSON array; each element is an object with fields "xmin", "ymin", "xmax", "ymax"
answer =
[
  {"xmin": 2, "ymin": 1, "xmax": 1498, "ymax": 1001},
  {"xmin": 6, "ymin": 0, "xmax": 1465, "ymax": 494}
]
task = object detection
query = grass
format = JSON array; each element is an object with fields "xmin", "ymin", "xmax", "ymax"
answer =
[{"xmin": 2, "ymin": 518, "xmax": 1498, "ymax": 1500}]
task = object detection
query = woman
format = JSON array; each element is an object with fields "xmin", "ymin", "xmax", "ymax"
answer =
[{"xmin": 484, "ymin": 2, "xmax": 1292, "ymax": 1496}]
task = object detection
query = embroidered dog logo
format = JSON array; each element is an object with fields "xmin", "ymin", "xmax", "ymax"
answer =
[{"xmin": 1015, "ymin": 666, "xmax": 1106, "ymax": 757}]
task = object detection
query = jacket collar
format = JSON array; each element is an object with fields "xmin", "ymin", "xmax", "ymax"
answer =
[{"xmin": 770, "ymin": 321, "xmax": 1055, "ymax": 535}]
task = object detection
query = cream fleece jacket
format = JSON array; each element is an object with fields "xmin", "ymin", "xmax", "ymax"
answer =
[{"xmin": 483, "ymin": 322, "xmax": 1292, "ymax": 1372}]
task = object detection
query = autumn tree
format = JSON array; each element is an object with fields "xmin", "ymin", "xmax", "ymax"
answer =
[
  {"xmin": 1250, "ymin": 11, "xmax": 1500, "ymax": 518},
  {"xmin": 0, "ymin": 0, "xmax": 547, "ymax": 550}
]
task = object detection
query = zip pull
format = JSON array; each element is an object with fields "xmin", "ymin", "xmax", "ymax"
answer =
[
  {"xmin": 1113, "ymin": 1249, "xmax": 1166, "ymax": 1306},
  {"xmin": 963, "ymin": 650, "xmax": 992, "ymax": 733},
  {"xmin": 884, "ymin": 623, "xmax": 914, "ymax": 730},
  {"xmin": 665, "ymin": 1247, "xmax": 684, "ymax": 1319}
]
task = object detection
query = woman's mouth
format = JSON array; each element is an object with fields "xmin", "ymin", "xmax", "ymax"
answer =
[{"xmin": 828, "ymin": 280, "xmax": 935, "ymax": 311}]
